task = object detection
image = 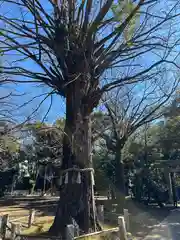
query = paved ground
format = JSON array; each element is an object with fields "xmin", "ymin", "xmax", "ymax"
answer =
[
  {"xmin": 143, "ymin": 208, "xmax": 180, "ymax": 240},
  {"xmin": 2, "ymin": 196, "xmax": 180, "ymax": 239}
]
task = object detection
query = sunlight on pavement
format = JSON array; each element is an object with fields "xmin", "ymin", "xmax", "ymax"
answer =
[{"xmin": 143, "ymin": 209, "xmax": 180, "ymax": 240}]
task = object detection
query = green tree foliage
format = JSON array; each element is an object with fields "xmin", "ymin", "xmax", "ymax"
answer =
[
  {"xmin": 122, "ymin": 96, "xmax": 180, "ymax": 204},
  {"xmin": 111, "ymin": 0, "xmax": 140, "ymax": 42},
  {"xmin": 157, "ymin": 96, "xmax": 180, "ymax": 159},
  {"xmin": 0, "ymin": 123, "xmax": 19, "ymax": 170},
  {"xmin": 28, "ymin": 121, "xmax": 63, "ymax": 163},
  {"xmin": 158, "ymin": 117, "xmax": 180, "ymax": 159},
  {"xmin": 17, "ymin": 121, "xmax": 64, "ymax": 189}
]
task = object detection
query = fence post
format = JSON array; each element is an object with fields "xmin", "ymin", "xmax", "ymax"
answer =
[
  {"xmin": 97, "ymin": 204, "xmax": 104, "ymax": 223},
  {"xmin": 123, "ymin": 209, "xmax": 130, "ymax": 231},
  {"xmin": 11, "ymin": 223, "xmax": 21, "ymax": 240},
  {"xmin": 1, "ymin": 214, "xmax": 9, "ymax": 240},
  {"xmin": 16, "ymin": 223, "xmax": 21, "ymax": 240},
  {"xmin": 66, "ymin": 224, "xmax": 75, "ymax": 240},
  {"xmin": 11, "ymin": 223, "xmax": 15, "ymax": 240},
  {"xmin": 118, "ymin": 216, "xmax": 127, "ymax": 240},
  {"xmin": 28, "ymin": 209, "xmax": 35, "ymax": 228},
  {"xmin": 11, "ymin": 223, "xmax": 16, "ymax": 240},
  {"xmin": 0, "ymin": 216, "xmax": 2, "ymax": 235}
]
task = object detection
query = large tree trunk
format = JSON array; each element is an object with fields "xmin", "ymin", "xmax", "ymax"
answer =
[
  {"xmin": 49, "ymin": 81, "xmax": 101, "ymax": 237},
  {"xmin": 113, "ymin": 143, "xmax": 126, "ymax": 210}
]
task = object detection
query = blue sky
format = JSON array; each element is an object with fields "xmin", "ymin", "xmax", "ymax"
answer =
[
  {"xmin": 0, "ymin": 0, "xmax": 179, "ymax": 124},
  {"xmin": 2, "ymin": 64, "xmax": 66, "ymax": 124},
  {"xmin": 0, "ymin": 0, "xmax": 66, "ymax": 123}
]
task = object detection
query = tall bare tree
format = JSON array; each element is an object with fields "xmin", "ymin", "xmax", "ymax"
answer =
[
  {"xmin": 0, "ymin": 0, "xmax": 180, "ymax": 236},
  {"xmin": 97, "ymin": 75, "xmax": 178, "ymax": 203}
]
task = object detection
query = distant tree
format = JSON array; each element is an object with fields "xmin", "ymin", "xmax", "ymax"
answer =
[
  {"xmin": 27, "ymin": 121, "xmax": 63, "ymax": 163},
  {"xmin": 164, "ymin": 92, "xmax": 180, "ymax": 118},
  {"xmin": 94, "ymin": 78, "xmax": 177, "ymax": 204},
  {"xmin": 121, "ymin": 125, "xmax": 169, "ymax": 206},
  {"xmin": 0, "ymin": 122, "xmax": 19, "ymax": 170},
  {"xmin": 158, "ymin": 106, "xmax": 180, "ymax": 160},
  {"xmin": 17, "ymin": 120, "xmax": 64, "ymax": 192}
]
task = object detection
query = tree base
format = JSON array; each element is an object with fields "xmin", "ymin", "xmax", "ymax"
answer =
[
  {"xmin": 49, "ymin": 204, "xmax": 102, "ymax": 237},
  {"xmin": 49, "ymin": 176, "xmax": 102, "ymax": 237}
]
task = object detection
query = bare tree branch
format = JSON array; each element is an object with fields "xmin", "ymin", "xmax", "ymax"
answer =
[
  {"xmin": 99, "ymin": 71, "xmax": 179, "ymax": 154},
  {"xmin": 0, "ymin": 0, "xmax": 179, "ymax": 101}
]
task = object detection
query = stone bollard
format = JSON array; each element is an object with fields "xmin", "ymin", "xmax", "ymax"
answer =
[
  {"xmin": 11, "ymin": 223, "xmax": 16, "ymax": 240},
  {"xmin": 0, "ymin": 214, "xmax": 9, "ymax": 240},
  {"xmin": 28, "ymin": 209, "xmax": 35, "ymax": 228},
  {"xmin": 118, "ymin": 216, "xmax": 127, "ymax": 240},
  {"xmin": 123, "ymin": 209, "xmax": 130, "ymax": 231},
  {"xmin": 66, "ymin": 224, "xmax": 75, "ymax": 240},
  {"xmin": 97, "ymin": 204, "xmax": 104, "ymax": 223},
  {"xmin": 10, "ymin": 223, "xmax": 21, "ymax": 240},
  {"xmin": 0, "ymin": 216, "xmax": 2, "ymax": 235}
]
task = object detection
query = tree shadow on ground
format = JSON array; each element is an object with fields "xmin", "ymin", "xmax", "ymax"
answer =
[
  {"xmin": 0, "ymin": 196, "xmax": 58, "ymax": 214},
  {"xmin": 124, "ymin": 198, "xmax": 178, "ymax": 239},
  {"xmin": 102, "ymin": 196, "xmax": 176, "ymax": 239},
  {"xmin": 139, "ymin": 209, "xmax": 180, "ymax": 240}
]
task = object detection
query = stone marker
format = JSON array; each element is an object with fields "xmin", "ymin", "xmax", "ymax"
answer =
[{"xmin": 66, "ymin": 224, "xmax": 75, "ymax": 240}]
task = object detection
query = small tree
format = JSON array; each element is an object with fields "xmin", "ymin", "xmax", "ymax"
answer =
[{"xmin": 1, "ymin": 0, "xmax": 180, "ymax": 236}]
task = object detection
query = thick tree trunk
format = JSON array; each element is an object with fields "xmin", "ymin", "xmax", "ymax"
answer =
[
  {"xmin": 49, "ymin": 82, "xmax": 101, "ymax": 237},
  {"xmin": 113, "ymin": 144, "xmax": 126, "ymax": 210},
  {"xmin": 114, "ymin": 151, "xmax": 125, "ymax": 193}
]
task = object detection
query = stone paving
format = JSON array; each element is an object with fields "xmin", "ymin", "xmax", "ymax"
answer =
[{"xmin": 143, "ymin": 208, "xmax": 180, "ymax": 240}]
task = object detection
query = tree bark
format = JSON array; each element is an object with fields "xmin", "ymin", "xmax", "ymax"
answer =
[
  {"xmin": 113, "ymin": 143, "xmax": 126, "ymax": 210},
  {"xmin": 49, "ymin": 81, "xmax": 101, "ymax": 237}
]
